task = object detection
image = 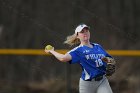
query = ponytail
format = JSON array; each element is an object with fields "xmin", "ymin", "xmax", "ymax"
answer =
[{"xmin": 64, "ymin": 33, "xmax": 80, "ymax": 46}]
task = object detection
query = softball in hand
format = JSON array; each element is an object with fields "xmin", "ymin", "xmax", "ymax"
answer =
[{"xmin": 45, "ymin": 45, "xmax": 53, "ymax": 50}]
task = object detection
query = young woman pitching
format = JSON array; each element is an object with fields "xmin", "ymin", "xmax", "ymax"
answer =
[{"xmin": 45, "ymin": 23, "xmax": 115, "ymax": 93}]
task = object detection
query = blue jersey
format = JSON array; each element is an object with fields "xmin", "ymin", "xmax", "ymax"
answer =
[{"xmin": 68, "ymin": 43, "xmax": 112, "ymax": 80}]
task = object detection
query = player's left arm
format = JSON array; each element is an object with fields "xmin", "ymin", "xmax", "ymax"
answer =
[{"xmin": 98, "ymin": 44, "xmax": 116, "ymax": 76}]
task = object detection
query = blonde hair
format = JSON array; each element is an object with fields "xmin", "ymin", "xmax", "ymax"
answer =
[{"xmin": 64, "ymin": 33, "xmax": 80, "ymax": 46}]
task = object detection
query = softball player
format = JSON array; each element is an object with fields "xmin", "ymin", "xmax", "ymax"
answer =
[{"xmin": 45, "ymin": 24, "xmax": 113, "ymax": 93}]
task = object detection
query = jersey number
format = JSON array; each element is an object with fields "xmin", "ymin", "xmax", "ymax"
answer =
[{"xmin": 95, "ymin": 59, "xmax": 103, "ymax": 67}]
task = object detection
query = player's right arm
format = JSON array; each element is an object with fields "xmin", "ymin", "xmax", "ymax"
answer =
[{"xmin": 45, "ymin": 49, "xmax": 72, "ymax": 62}]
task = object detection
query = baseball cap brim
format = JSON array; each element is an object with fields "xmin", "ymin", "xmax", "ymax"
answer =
[{"xmin": 75, "ymin": 24, "xmax": 89, "ymax": 34}]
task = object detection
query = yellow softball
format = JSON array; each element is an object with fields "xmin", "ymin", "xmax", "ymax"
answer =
[{"xmin": 45, "ymin": 45, "xmax": 53, "ymax": 50}]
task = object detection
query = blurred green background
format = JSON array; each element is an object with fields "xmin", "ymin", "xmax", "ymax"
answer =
[{"xmin": 0, "ymin": 0, "xmax": 140, "ymax": 93}]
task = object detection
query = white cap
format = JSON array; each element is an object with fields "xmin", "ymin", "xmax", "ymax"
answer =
[{"xmin": 75, "ymin": 24, "xmax": 89, "ymax": 34}]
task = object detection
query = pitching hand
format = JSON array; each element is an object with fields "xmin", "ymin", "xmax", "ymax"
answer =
[{"xmin": 44, "ymin": 45, "xmax": 54, "ymax": 53}]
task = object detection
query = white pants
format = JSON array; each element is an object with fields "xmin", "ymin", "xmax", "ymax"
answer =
[{"xmin": 79, "ymin": 77, "xmax": 113, "ymax": 93}]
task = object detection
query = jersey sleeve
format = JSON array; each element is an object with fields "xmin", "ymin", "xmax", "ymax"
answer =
[
  {"xmin": 68, "ymin": 49, "xmax": 80, "ymax": 64},
  {"xmin": 97, "ymin": 44, "xmax": 112, "ymax": 58}
]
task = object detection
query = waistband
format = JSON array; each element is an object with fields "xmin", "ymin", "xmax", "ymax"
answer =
[{"xmin": 85, "ymin": 75, "xmax": 104, "ymax": 81}]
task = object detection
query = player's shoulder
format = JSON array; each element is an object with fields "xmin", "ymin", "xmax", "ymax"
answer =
[
  {"xmin": 91, "ymin": 42, "xmax": 105, "ymax": 51},
  {"xmin": 91, "ymin": 42, "xmax": 101, "ymax": 46},
  {"xmin": 68, "ymin": 45, "xmax": 83, "ymax": 53},
  {"xmin": 91, "ymin": 42, "xmax": 104, "ymax": 49}
]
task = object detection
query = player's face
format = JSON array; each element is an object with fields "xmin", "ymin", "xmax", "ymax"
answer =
[{"xmin": 77, "ymin": 27, "xmax": 90, "ymax": 42}]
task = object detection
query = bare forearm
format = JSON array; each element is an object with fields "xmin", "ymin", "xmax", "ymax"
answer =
[{"xmin": 49, "ymin": 50, "xmax": 70, "ymax": 62}]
